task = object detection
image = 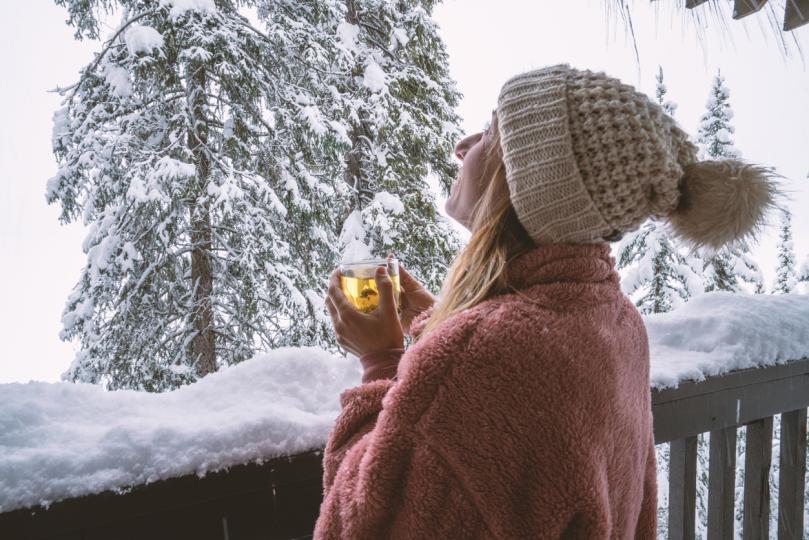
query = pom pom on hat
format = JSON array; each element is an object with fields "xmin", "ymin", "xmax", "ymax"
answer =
[{"xmin": 667, "ymin": 160, "xmax": 782, "ymax": 250}]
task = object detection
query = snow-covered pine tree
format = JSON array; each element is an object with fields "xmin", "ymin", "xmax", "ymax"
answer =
[
  {"xmin": 617, "ymin": 222, "xmax": 702, "ymax": 314},
  {"xmin": 655, "ymin": 66, "xmax": 677, "ymax": 116},
  {"xmin": 697, "ymin": 71, "xmax": 764, "ymax": 294},
  {"xmin": 617, "ymin": 67, "xmax": 701, "ymax": 317},
  {"xmin": 697, "ymin": 70, "xmax": 740, "ymax": 161},
  {"xmin": 48, "ymin": 0, "xmax": 351, "ymax": 390},
  {"xmin": 702, "ymin": 248, "xmax": 764, "ymax": 293},
  {"xmin": 324, "ymin": 0, "xmax": 463, "ymax": 291},
  {"xmin": 773, "ymin": 208, "xmax": 797, "ymax": 294}
]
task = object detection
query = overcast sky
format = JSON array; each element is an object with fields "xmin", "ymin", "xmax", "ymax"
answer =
[{"xmin": 1, "ymin": 1, "xmax": 807, "ymax": 384}]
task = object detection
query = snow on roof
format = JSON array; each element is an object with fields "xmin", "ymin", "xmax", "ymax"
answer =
[
  {"xmin": 0, "ymin": 347, "xmax": 361, "ymax": 513},
  {"xmin": 1, "ymin": 292, "xmax": 807, "ymax": 513}
]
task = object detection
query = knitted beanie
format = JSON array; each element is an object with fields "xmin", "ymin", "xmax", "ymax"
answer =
[{"xmin": 495, "ymin": 64, "xmax": 778, "ymax": 249}]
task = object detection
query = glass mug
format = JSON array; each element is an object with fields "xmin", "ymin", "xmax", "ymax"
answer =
[{"xmin": 339, "ymin": 258, "xmax": 401, "ymax": 314}]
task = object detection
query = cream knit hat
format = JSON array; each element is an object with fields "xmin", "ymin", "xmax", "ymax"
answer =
[{"xmin": 495, "ymin": 64, "xmax": 778, "ymax": 249}]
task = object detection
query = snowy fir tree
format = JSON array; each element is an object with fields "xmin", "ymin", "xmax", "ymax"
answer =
[
  {"xmin": 773, "ymin": 208, "xmax": 797, "ymax": 294},
  {"xmin": 48, "ymin": 0, "xmax": 463, "ymax": 390},
  {"xmin": 49, "ymin": 0, "xmax": 337, "ymax": 390},
  {"xmin": 696, "ymin": 71, "xmax": 764, "ymax": 294},
  {"xmin": 617, "ymin": 221, "xmax": 702, "ymax": 314},
  {"xmin": 655, "ymin": 66, "xmax": 677, "ymax": 116},
  {"xmin": 50, "ymin": 0, "xmax": 297, "ymax": 390},
  {"xmin": 697, "ymin": 70, "xmax": 740, "ymax": 161},
  {"xmin": 321, "ymin": 0, "xmax": 463, "ymax": 289},
  {"xmin": 702, "ymin": 248, "xmax": 764, "ymax": 293}
]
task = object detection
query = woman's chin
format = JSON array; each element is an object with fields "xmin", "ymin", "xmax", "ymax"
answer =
[
  {"xmin": 451, "ymin": 212, "xmax": 472, "ymax": 231},
  {"xmin": 444, "ymin": 199, "xmax": 455, "ymax": 217}
]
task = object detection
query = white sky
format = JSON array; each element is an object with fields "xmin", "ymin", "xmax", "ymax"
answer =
[{"xmin": 0, "ymin": 1, "xmax": 807, "ymax": 384}]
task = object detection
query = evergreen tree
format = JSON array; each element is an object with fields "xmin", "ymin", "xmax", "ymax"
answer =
[
  {"xmin": 773, "ymin": 209, "xmax": 797, "ymax": 294},
  {"xmin": 617, "ymin": 68, "xmax": 702, "ymax": 315},
  {"xmin": 702, "ymin": 251, "xmax": 737, "ymax": 292},
  {"xmin": 655, "ymin": 66, "xmax": 677, "ymax": 116},
  {"xmin": 697, "ymin": 70, "xmax": 740, "ymax": 161},
  {"xmin": 696, "ymin": 71, "xmax": 764, "ymax": 294},
  {"xmin": 702, "ymin": 249, "xmax": 763, "ymax": 293},
  {"xmin": 49, "ymin": 0, "xmax": 463, "ymax": 390},
  {"xmin": 48, "ymin": 0, "xmax": 353, "ymax": 390},
  {"xmin": 617, "ymin": 221, "xmax": 702, "ymax": 314},
  {"xmin": 325, "ymin": 0, "xmax": 463, "ymax": 290}
]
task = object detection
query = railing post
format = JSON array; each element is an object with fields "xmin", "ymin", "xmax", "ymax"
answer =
[
  {"xmin": 742, "ymin": 416, "xmax": 772, "ymax": 539},
  {"xmin": 707, "ymin": 427, "xmax": 737, "ymax": 539},
  {"xmin": 778, "ymin": 408, "xmax": 807, "ymax": 540},
  {"xmin": 668, "ymin": 436, "xmax": 697, "ymax": 540}
]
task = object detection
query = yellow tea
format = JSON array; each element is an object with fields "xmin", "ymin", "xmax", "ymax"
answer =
[{"xmin": 339, "ymin": 261, "xmax": 401, "ymax": 314}]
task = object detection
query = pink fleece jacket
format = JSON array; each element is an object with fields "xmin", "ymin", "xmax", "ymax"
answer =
[{"xmin": 313, "ymin": 243, "xmax": 657, "ymax": 539}]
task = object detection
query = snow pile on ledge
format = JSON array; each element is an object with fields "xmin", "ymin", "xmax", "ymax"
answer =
[
  {"xmin": 1, "ymin": 293, "xmax": 807, "ymax": 512},
  {"xmin": 646, "ymin": 292, "xmax": 809, "ymax": 389},
  {"xmin": 0, "ymin": 348, "xmax": 361, "ymax": 513}
]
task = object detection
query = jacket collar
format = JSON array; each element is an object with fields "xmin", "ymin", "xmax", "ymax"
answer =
[
  {"xmin": 504, "ymin": 242, "xmax": 620, "ymax": 290},
  {"xmin": 410, "ymin": 243, "xmax": 621, "ymax": 338}
]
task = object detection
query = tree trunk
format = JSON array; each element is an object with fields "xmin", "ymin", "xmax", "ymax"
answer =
[
  {"xmin": 188, "ymin": 62, "xmax": 217, "ymax": 376},
  {"xmin": 344, "ymin": 0, "xmax": 374, "ymax": 211}
]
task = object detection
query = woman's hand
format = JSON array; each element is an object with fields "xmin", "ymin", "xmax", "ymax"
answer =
[
  {"xmin": 398, "ymin": 265, "xmax": 436, "ymax": 336},
  {"xmin": 325, "ymin": 265, "xmax": 404, "ymax": 357}
]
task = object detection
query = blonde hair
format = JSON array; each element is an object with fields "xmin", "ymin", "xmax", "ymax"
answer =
[{"xmin": 415, "ymin": 115, "xmax": 535, "ymax": 342}]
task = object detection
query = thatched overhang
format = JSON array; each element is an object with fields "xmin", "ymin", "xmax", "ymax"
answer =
[{"xmin": 685, "ymin": 0, "xmax": 808, "ymax": 31}]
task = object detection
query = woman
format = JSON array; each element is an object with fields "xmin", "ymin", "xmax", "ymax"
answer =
[{"xmin": 316, "ymin": 64, "xmax": 777, "ymax": 539}]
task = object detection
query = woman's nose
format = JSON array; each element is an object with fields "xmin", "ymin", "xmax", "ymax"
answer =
[{"xmin": 454, "ymin": 132, "xmax": 482, "ymax": 161}]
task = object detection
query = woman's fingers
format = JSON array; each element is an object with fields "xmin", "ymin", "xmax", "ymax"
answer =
[
  {"xmin": 398, "ymin": 265, "xmax": 420, "ymax": 290},
  {"xmin": 324, "ymin": 295, "xmax": 338, "ymax": 320},
  {"xmin": 327, "ymin": 268, "xmax": 354, "ymax": 317},
  {"xmin": 374, "ymin": 266, "xmax": 397, "ymax": 320}
]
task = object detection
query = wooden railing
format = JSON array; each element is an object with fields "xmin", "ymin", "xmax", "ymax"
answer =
[
  {"xmin": 652, "ymin": 357, "xmax": 809, "ymax": 540},
  {"xmin": 0, "ymin": 450, "xmax": 325, "ymax": 539},
  {"xmin": 2, "ymin": 358, "xmax": 807, "ymax": 539}
]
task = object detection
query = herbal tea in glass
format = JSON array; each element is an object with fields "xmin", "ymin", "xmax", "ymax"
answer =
[{"xmin": 339, "ymin": 258, "xmax": 401, "ymax": 314}]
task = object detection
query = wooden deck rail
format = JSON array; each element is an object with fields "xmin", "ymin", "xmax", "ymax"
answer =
[
  {"xmin": 653, "ymin": 357, "xmax": 809, "ymax": 540},
  {"xmin": 2, "ymin": 357, "xmax": 808, "ymax": 539}
]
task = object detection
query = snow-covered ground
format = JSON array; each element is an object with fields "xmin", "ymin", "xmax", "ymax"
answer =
[{"xmin": 1, "ymin": 292, "xmax": 808, "ymax": 513}]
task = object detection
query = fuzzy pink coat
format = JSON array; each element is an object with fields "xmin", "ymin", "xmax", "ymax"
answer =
[{"xmin": 313, "ymin": 243, "xmax": 657, "ymax": 539}]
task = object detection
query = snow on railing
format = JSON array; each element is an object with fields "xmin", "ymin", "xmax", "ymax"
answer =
[
  {"xmin": 1, "ymin": 291, "xmax": 808, "ymax": 521},
  {"xmin": 646, "ymin": 291, "xmax": 809, "ymax": 389},
  {"xmin": 0, "ymin": 347, "xmax": 361, "ymax": 513}
]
